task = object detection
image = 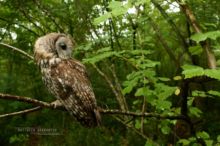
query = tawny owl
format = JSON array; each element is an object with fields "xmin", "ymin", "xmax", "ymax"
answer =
[{"xmin": 34, "ymin": 33, "xmax": 101, "ymax": 127}]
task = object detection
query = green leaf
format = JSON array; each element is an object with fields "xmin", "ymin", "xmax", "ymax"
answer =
[
  {"xmin": 142, "ymin": 60, "xmax": 160, "ymax": 68},
  {"xmin": 205, "ymin": 30, "xmax": 220, "ymax": 40},
  {"xmin": 197, "ymin": 131, "xmax": 210, "ymax": 139},
  {"xmin": 159, "ymin": 120, "xmax": 171, "ymax": 135},
  {"xmin": 145, "ymin": 139, "xmax": 155, "ymax": 146},
  {"xmin": 181, "ymin": 64, "xmax": 200, "ymax": 70},
  {"xmin": 161, "ymin": 125, "xmax": 171, "ymax": 135},
  {"xmin": 135, "ymin": 120, "xmax": 141, "ymax": 129},
  {"xmin": 28, "ymin": 60, "xmax": 34, "ymax": 64},
  {"xmin": 96, "ymin": 47, "xmax": 111, "ymax": 53},
  {"xmin": 182, "ymin": 65, "xmax": 204, "ymax": 79},
  {"xmin": 217, "ymin": 135, "xmax": 220, "ymax": 142},
  {"xmin": 205, "ymin": 140, "xmax": 213, "ymax": 146},
  {"xmin": 111, "ymin": 7, "xmax": 128, "ymax": 16},
  {"xmin": 135, "ymin": 0, "xmax": 149, "ymax": 5},
  {"xmin": 207, "ymin": 90, "xmax": 220, "ymax": 97},
  {"xmin": 122, "ymin": 79, "xmax": 138, "ymax": 95},
  {"xmin": 190, "ymin": 33, "xmax": 207, "ymax": 43},
  {"xmin": 178, "ymin": 139, "xmax": 190, "ymax": 145},
  {"xmin": 126, "ymin": 71, "xmax": 142, "ymax": 80},
  {"xmin": 190, "ymin": 31, "xmax": 220, "ymax": 43},
  {"xmin": 189, "ymin": 46, "xmax": 203, "ymax": 55},
  {"xmin": 143, "ymin": 70, "xmax": 156, "ymax": 78},
  {"xmin": 93, "ymin": 13, "xmax": 111, "ymax": 25},
  {"xmin": 158, "ymin": 77, "xmax": 170, "ymax": 81},
  {"xmin": 156, "ymin": 100, "xmax": 172, "ymax": 110},
  {"xmin": 135, "ymin": 87, "xmax": 148, "ymax": 96},
  {"xmin": 192, "ymin": 90, "xmax": 207, "ymax": 98},
  {"xmin": 189, "ymin": 107, "xmax": 202, "ymax": 117},
  {"xmin": 122, "ymin": 86, "xmax": 133, "ymax": 95},
  {"xmin": 175, "ymin": 88, "xmax": 181, "ymax": 95},
  {"xmin": 187, "ymin": 97, "xmax": 194, "ymax": 106},
  {"xmin": 108, "ymin": 1, "xmax": 128, "ymax": 16},
  {"xmin": 108, "ymin": 1, "xmax": 122, "ymax": 9},
  {"xmin": 155, "ymin": 83, "xmax": 177, "ymax": 99},
  {"xmin": 204, "ymin": 69, "xmax": 220, "ymax": 80},
  {"xmin": 129, "ymin": 50, "xmax": 152, "ymax": 55},
  {"xmin": 173, "ymin": 76, "xmax": 182, "ymax": 80},
  {"xmin": 133, "ymin": 100, "xmax": 140, "ymax": 105},
  {"xmin": 213, "ymin": 45, "xmax": 220, "ymax": 50}
]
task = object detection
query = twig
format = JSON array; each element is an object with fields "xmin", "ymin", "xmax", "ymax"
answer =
[
  {"xmin": 0, "ymin": 106, "xmax": 42, "ymax": 118},
  {"xmin": 113, "ymin": 116, "xmax": 149, "ymax": 140},
  {"xmin": 141, "ymin": 94, "xmax": 146, "ymax": 133},
  {"xmin": 109, "ymin": 18, "xmax": 122, "ymax": 49},
  {"xmin": 110, "ymin": 64, "xmax": 128, "ymax": 111},
  {"xmin": 100, "ymin": 109, "xmax": 188, "ymax": 121},
  {"xmin": 0, "ymin": 43, "xmax": 34, "ymax": 60},
  {"xmin": 92, "ymin": 64, "xmax": 128, "ymax": 111}
]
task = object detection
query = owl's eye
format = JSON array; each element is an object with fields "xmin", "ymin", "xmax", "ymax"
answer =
[{"xmin": 59, "ymin": 42, "xmax": 67, "ymax": 50}]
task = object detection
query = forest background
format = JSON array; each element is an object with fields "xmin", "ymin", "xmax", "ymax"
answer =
[{"xmin": 0, "ymin": 0, "xmax": 220, "ymax": 145}]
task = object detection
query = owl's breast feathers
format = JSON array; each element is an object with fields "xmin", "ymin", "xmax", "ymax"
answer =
[{"xmin": 40, "ymin": 58, "xmax": 101, "ymax": 127}]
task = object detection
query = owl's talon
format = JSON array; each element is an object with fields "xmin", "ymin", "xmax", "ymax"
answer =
[
  {"xmin": 49, "ymin": 58, "xmax": 61, "ymax": 66},
  {"xmin": 51, "ymin": 100, "xmax": 62, "ymax": 108}
]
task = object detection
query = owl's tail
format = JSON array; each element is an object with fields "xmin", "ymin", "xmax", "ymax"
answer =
[
  {"xmin": 93, "ymin": 108, "xmax": 101, "ymax": 126},
  {"xmin": 78, "ymin": 107, "xmax": 101, "ymax": 128}
]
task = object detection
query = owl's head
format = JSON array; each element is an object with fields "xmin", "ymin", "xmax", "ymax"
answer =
[
  {"xmin": 34, "ymin": 33, "xmax": 74, "ymax": 61},
  {"xmin": 54, "ymin": 34, "xmax": 73, "ymax": 59}
]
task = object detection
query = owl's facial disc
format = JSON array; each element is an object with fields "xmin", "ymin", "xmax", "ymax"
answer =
[{"xmin": 55, "ymin": 36, "xmax": 73, "ymax": 59}]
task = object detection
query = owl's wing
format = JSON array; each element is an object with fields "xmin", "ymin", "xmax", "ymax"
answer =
[{"xmin": 50, "ymin": 59, "xmax": 100, "ymax": 127}]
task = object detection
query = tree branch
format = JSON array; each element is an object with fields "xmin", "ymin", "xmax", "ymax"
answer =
[
  {"xmin": 176, "ymin": 0, "xmax": 216, "ymax": 69},
  {"xmin": 151, "ymin": 0, "xmax": 193, "ymax": 63},
  {"xmin": 0, "ymin": 43, "xmax": 34, "ymax": 60},
  {"xmin": 92, "ymin": 64, "xmax": 128, "ymax": 111},
  {"xmin": 110, "ymin": 64, "xmax": 128, "ymax": 111},
  {"xmin": 17, "ymin": 7, "xmax": 46, "ymax": 34},
  {"xmin": 0, "ymin": 106, "xmax": 42, "ymax": 118},
  {"xmin": 100, "ymin": 109, "xmax": 188, "ymax": 121},
  {"xmin": 147, "ymin": 17, "xmax": 179, "ymax": 67},
  {"xmin": 0, "ymin": 93, "xmax": 188, "ymax": 122},
  {"xmin": 34, "ymin": 0, "xmax": 65, "ymax": 33},
  {"xmin": 0, "ymin": 93, "xmax": 52, "ymax": 108}
]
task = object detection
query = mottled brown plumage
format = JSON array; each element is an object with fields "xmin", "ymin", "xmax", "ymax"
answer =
[{"xmin": 34, "ymin": 33, "xmax": 101, "ymax": 127}]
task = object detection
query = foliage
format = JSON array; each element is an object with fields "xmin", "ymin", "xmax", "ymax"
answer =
[
  {"xmin": 190, "ymin": 30, "xmax": 220, "ymax": 43},
  {"xmin": 0, "ymin": 0, "xmax": 220, "ymax": 145}
]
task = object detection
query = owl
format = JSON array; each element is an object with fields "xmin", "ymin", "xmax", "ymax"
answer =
[{"xmin": 34, "ymin": 33, "xmax": 101, "ymax": 127}]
